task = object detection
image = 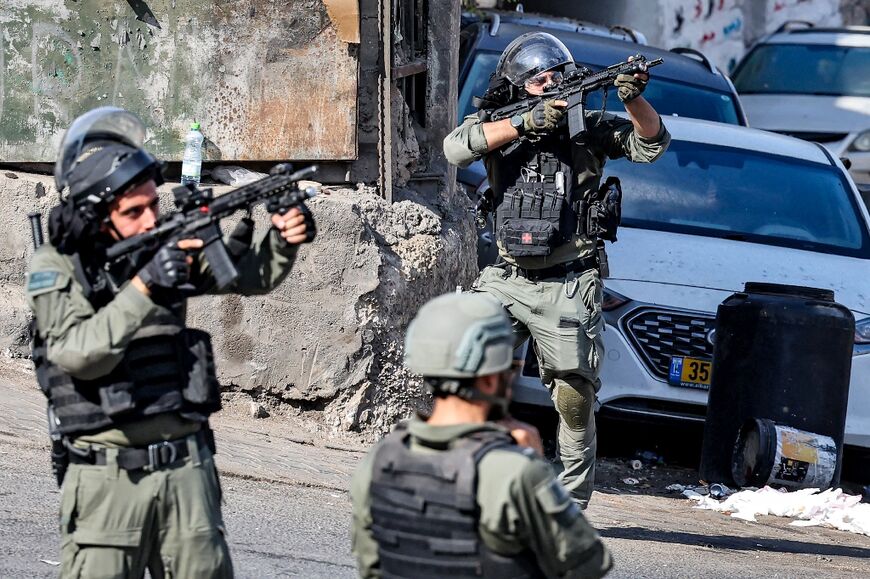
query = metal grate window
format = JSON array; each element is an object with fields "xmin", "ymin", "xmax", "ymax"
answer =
[
  {"xmin": 392, "ymin": 0, "xmax": 428, "ymax": 127},
  {"xmin": 623, "ymin": 308, "xmax": 716, "ymax": 379}
]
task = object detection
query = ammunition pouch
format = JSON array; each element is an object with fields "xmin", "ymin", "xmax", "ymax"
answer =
[
  {"xmin": 180, "ymin": 329, "xmax": 221, "ymax": 412},
  {"xmin": 585, "ymin": 176, "xmax": 622, "ymax": 243},
  {"xmin": 496, "ymin": 182, "xmax": 577, "ymax": 257}
]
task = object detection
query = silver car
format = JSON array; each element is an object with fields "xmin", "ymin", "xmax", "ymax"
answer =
[
  {"xmin": 510, "ymin": 115, "xmax": 870, "ymax": 456},
  {"xmin": 731, "ymin": 24, "xmax": 870, "ymax": 184}
]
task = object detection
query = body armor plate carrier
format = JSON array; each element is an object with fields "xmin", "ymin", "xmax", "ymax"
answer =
[
  {"xmin": 496, "ymin": 151, "xmax": 576, "ymax": 258},
  {"xmin": 490, "ymin": 131, "xmax": 622, "ymax": 260},
  {"xmin": 369, "ymin": 425, "xmax": 544, "ymax": 579},
  {"xmin": 32, "ymin": 254, "xmax": 221, "ymax": 437}
]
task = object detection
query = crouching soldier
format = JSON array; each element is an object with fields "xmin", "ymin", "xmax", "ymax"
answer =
[
  {"xmin": 26, "ymin": 107, "xmax": 314, "ymax": 578},
  {"xmin": 350, "ymin": 292, "xmax": 612, "ymax": 578}
]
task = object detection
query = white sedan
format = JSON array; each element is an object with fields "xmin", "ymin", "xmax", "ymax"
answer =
[
  {"xmin": 510, "ymin": 116, "xmax": 870, "ymax": 452},
  {"xmin": 731, "ymin": 26, "xmax": 870, "ymax": 185}
]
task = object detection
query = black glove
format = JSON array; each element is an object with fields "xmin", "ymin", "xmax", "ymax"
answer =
[
  {"xmin": 276, "ymin": 203, "xmax": 317, "ymax": 248},
  {"xmin": 300, "ymin": 204, "xmax": 317, "ymax": 243},
  {"xmin": 522, "ymin": 100, "xmax": 564, "ymax": 135},
  {"xmin": 137, "ymin": 244, "xmax": 190, "ymax": 290},
  {"xmin": 614, "ymin": 73, "xmax": 648, "ymax": 103}
]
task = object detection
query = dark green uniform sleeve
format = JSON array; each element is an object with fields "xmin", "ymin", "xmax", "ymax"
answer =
[
  {"xmin": 479, "ymin": 452, "xmax": 612, "ymax": 579},
  {"xmin": 443, "ymin": 114, "xmax": 490, "ymax": 168},
  {"xmin": 196, "ymin": 227, "xmax": 300, "ymax": 296},
  {"xmin": 586, "ymin": 111, "xmax": 670, "ymax": 163},
  {"xmin": 26, "ymin": 246, "xmax": 158, "ymax": 380},
  {"xmin": 350, "ymin": 446, "xmax": 382, "ymax": 578}
]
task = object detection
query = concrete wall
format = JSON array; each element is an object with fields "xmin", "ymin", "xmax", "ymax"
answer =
[
  {"xmin": 0, "ymin": 1, "xmax": 359, "ymax": 162},
  {"xmin": 523, "ymin": 0, "xmax": 868, "ymax": 71},
  {"xmin": 1, "ymin": 170, "xmax": 478, "ymax": 438},
  {"xmin": 0, "ymin": 0, "xmax": 476, "ymax": 438}
]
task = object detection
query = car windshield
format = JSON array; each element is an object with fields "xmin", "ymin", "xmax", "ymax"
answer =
[
  {"xmin": 733, "ymin": 43, "xmax": 870, "ymax": 97},
  {"xmin": 612, "ymin": 141, "xmax": 869, "ymax": 257},
  {"xmin": 458, "ymin": 50, "xmax": 741, "ymax": 124}
]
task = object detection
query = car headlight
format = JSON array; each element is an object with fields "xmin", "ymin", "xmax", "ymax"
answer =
[
  {"xmin": 849, "ymin": 130, "xmax": 870, "ymax": 152},
  {"xmin": 855, "ymin": 317, "xmax": 870, "ymax": 355},
  {"xmin": 602, "ymin": 287, "xmax": 631, "ymax": 311}
]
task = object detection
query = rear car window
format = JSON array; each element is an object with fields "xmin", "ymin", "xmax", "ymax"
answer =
[
  {"xmin": 733, "ymin": 43, "xmax": 870, "ymax": 97},
  {"xmin": 585, "ymin": 79, "xmax": 740, "ymax": 125},
  {"xmin": 458, "ymin": 50, "xmax": 742, "ymax": 125},
  {"xmin": 613, "ymin": 141, "xmax": 870, "ymax": 258}
]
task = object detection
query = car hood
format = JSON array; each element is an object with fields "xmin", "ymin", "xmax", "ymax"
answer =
[
  {"xmin": 739, "ymin": 94, "xmax": 870, "ymax": 133},
  {"xmin": 605, "ymin": 227, "xmax": 870, "ymax": 317}
]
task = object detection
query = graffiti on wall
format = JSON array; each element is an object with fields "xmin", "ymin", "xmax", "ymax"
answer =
[
  {"xmin": 660, "ymin": 0, "xmax": 746, "ymax": 71},
  {"xmin": 660, "ymin": 0, "xmax": 843, "ymax": 72}
]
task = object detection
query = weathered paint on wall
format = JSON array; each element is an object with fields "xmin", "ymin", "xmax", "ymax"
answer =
[{"xmin": 0, "ymin": 0, "xmax": 358, "ymax": 163}]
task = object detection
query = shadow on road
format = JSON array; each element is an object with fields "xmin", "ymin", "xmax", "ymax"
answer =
[{"xmin": 600, "ymin": 526, "xmax": 870, "ymax": 559}]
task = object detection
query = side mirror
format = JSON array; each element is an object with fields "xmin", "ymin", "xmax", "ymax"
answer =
[{"xmin": 840, "ymin": 157, "xmax": 852, "ymax": 170}]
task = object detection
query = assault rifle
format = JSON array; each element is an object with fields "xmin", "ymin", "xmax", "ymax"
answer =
[
  {"xmin": 479, "ymin": 54, "xmax": 663, "ymax": 141},
  {"xmin": 106, "ymin": 163, "xmax": 318, "ymax": 290},
  {"xmin": 28, "ymin": 212, "xmax": 68, "ymax": 487}
]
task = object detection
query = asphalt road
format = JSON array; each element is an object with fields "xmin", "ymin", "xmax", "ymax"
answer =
[
  {"xmin": 0, "ymin": 438, "xmax": 357, "ymax": 579},
  {"xmin": 2, "ymin": 363, "xmax": 870, "ymax": 578}
]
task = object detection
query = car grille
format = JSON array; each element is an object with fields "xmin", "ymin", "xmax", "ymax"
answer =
[
  {"xmin": 623, "ymin": 309, "xmax": 716, "ymax": 379},
  {"xmin": 774, "ymin": 130, "xmax": 848, "ymax": 143}
]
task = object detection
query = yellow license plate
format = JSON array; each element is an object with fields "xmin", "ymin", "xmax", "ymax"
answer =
[{"xmin": 668, "ymin": 356, "xmax": 712, "ymax": 390}]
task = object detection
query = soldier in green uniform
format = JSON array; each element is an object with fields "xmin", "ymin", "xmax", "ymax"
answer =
[
  {"xmin": 350, "ymin": 292, "xmax": 612, "ymax": 579},
  {"xmin": 443, "ymin": 32, "xmax": 670, "ymax": 508},
  {"xmin": 26, "ymin": 107, "xmax": 314, "ymax": 578}
]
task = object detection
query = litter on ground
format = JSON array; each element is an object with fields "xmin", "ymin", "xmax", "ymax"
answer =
[{"xmin": 688, "ymin": 486, "xmax": 870, "ymax": 537}]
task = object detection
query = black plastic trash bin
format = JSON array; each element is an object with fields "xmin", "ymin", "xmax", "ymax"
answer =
[{"xmin": 699, "ymin": 282, "xmax": 854, "ymax": 487}]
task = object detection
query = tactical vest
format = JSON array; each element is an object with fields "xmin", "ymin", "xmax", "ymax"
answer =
[
  {"xmin": 32, "ymin": 253, "xmax": 221, "ymax": 436},
  {"xmin": 369, "ymin": 426, "xmax": 545, "ymax": 579},
  {"xmin": 488, "ymin": 126, "xmax": 622, "ymax": 259}
]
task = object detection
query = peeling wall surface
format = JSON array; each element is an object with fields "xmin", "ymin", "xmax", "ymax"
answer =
[{"xmin": 0, "ymin": 0, "xmax": 358, "ymax": 162}]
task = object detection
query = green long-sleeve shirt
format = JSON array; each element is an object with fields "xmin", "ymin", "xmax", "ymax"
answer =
[
  {"xmin": 26, "ymin": 226, "xmax": 299, "ymax": 446},
  {"xmin": 443, "ymin": 111, "xmax": 670, "ymax": 269},
  {"xmin": 350, "ymin": 419, "xmax": 613, "ymax": 579}
]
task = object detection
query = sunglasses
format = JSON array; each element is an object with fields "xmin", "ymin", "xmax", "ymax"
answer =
[{"xmin": 526, "ymin": 71, "xmax": 564, "ymax": 89}]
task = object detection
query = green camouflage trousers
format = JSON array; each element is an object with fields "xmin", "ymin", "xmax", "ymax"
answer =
[
  {"xmin": 473, "ymin": 265, "xmax": 604, "ymax": 508},
  {"xmin": 59, "ymin": 436, "xmax": 233, "ymax": 578}
]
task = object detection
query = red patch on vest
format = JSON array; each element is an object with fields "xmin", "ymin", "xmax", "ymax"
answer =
[{"xmin": 521, "ymin": 232, "xmax": 533, "ymax": 244}]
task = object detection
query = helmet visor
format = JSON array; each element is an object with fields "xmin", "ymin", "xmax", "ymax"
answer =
[
  {"xmin": 495, "ymin": 32, "xmax": 573, "ymax": 86},
  {"xmin": 55, "ymin": 107, "xmax": 147, "ymax": 192}
]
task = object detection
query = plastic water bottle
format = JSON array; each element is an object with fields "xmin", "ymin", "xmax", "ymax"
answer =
[{"xmin": 181, "ymin": 122, "xmax": 204, "ymax": 186}]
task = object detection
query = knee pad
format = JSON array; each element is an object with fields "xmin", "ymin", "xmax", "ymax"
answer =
[{"xmin": 555, "ymin": 382, "xmax": 593, "ymax": 431}]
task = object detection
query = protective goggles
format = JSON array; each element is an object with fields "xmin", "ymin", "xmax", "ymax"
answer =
[{"xmin": 525, "ymin": 70, "xmax": 564, "ymax": 89}]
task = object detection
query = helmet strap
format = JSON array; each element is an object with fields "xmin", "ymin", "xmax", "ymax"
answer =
[{"xmin": 429, "ymin": 377, "xmax": 510, "ymax": 419}]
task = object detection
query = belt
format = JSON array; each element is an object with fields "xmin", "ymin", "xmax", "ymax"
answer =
[
  {"xmin": 505, "ymin": 255, "xmax": 599, "ymax": 281},
  {"xmin": 69, "ymin": 429, "xmax": 212, "ymax": 472}
]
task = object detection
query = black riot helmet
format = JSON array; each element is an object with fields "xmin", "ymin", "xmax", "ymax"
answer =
[
  {"xmin": 495, "ymin": 32, "xmax": 574, "ymax": 87},
  {"xmin": 48, "ymin": 107, "xmax": 165, "ymax": 255},
  {"xmin": 54, "ymin": 107, "xmax": 164, "ymax": 211}
]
